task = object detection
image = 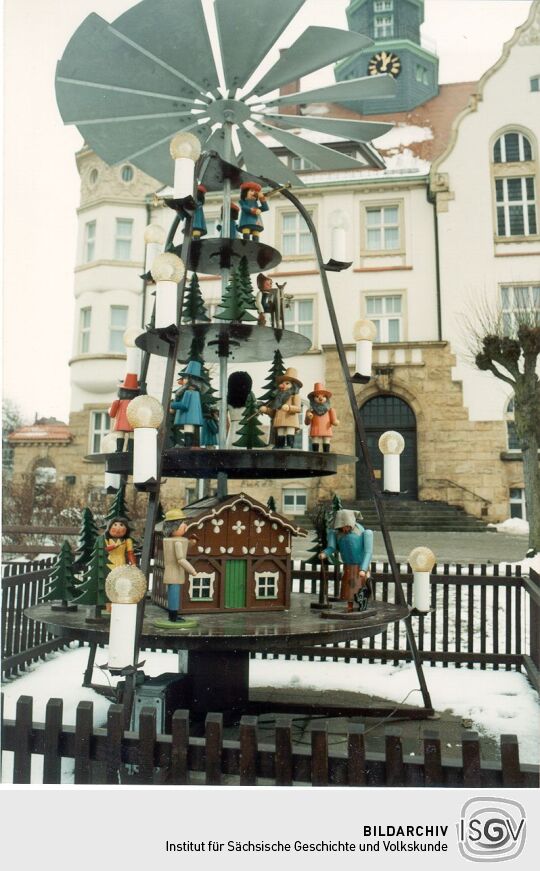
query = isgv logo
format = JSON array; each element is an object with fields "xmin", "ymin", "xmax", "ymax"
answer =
[{"xmin": 457, "ymin": 797, "xmax": 526, "ymax": 862}]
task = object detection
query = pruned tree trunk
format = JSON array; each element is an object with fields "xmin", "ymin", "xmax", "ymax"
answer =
[{"xmin": 521, "ymin": 429, "xmax": 540, "ymax": 553}]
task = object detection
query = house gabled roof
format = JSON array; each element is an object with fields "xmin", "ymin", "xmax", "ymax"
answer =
[
  {"xmin": 8, "ymin": 419, "xmax": 72, "ymax": 445},
  {"xmin": 182, "ymin": 492, "xmax": 308, "ymax": 537}
]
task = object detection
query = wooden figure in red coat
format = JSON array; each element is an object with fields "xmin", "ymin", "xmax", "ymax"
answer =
[
  {"xmin": 304, "ymin": 382, "xmax": 339, "ymax": 452},
  {"xmin": 109, "ymin": 373, "xmax": 140, "ymax": 452}
]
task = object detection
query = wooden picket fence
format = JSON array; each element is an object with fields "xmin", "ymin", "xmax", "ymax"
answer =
[{"xmin": 2, "ymin": 695, "xmax": 538, "ymax": 787}]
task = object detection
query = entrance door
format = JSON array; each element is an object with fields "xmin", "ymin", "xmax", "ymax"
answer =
[
  {"xmin": 225, "ymin": 560, "xmax": 247, "ymax": 608},
  {"xmin": 356, "ymin": 395, "xmax": 418, "ymax": 499}
]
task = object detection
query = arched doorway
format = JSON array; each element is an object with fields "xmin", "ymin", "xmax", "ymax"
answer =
[{"xmin": 356, "ymin": 395, "xmax": 418, "ymax": 500}]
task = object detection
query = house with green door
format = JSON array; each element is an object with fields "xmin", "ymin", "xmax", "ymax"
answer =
[{"xmin": 152, "ymin": 493, "xmax": 307, "ymax": 614}]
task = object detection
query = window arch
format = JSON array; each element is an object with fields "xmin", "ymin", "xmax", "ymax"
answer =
[
  {"xmin": 492, "ymin": 129, "xmax": 538, "ymax": 238},
  {"xmin": 493, "ymin": 131, "xmax": 533, "ymax": 163}
]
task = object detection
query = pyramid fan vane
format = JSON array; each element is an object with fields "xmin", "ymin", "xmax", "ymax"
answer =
[{"xmin": 55, "ymin": 0, "xmax": 396, "ymax": 186}]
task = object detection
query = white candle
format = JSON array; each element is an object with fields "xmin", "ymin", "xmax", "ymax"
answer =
[
  {"xmin": 173, "ymin": 157, "xmax": 195, "ymax": 200},
  {"xmin": 332, "ymin": 226, "xmax": 347, "ymax": 262},
  {"xmin": 108, "ymin": 603, "xmax": 138, "ymax": 670},
  {"xmin": 155, "ymin": 280, "xmax": 178, "ymax": 329},
  {"xmin": 413, "ymin": 571, "xmax": 431, "ymax": 612},
  {"xmin": 383, "ymin": 453, "xmax": 401, "ymax": 493},
  {"xmin": 133, "ymin": 427, "xmax": 158, "ymax": 484},
  {"xmin": 355, "ymin": 340, "xmax": 373, "ymax": 380}
]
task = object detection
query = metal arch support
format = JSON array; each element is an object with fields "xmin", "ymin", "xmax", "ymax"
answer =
[{"xmin": 279, "ymin": 187, "xmax": 434, "ymax": 715}]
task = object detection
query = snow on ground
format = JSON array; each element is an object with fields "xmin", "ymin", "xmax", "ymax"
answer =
[
  {"xmin": 2, "ymin": 643, "xmax": 538, "ymax": 783},
  {"xmin": 489, "ymin": 517, "xmax": 530, "ymax": 535}
]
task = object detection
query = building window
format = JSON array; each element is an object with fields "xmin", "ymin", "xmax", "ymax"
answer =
[
  {"xmin": 374, "ymin": 13, "xmax": 393, "ymax": 38},
  {"xmin": 284, "ymin": 297, "xmax": 314, "ymax": 344},
  {"xmin": 84, "ymin": 220, "xmax": 96, "ymax": 262},
  {"xmin": 89, "ymin": 168, "xmax": 98, "ymax": 185},
  {"xmin": 79, "ymin": 307, "xmax": 91, "ymax": 353},
  {"xmin": 493, "ymin": 131, "xmax": 537, "ymax": 238},
  {"xmin": 531, "ymin": 76, "xmax": 540, "ymax": 92},
  {"xmin": 365, "ymin": 205, "xmax": 400, "ymax": 251},
  {"xmin": 495, "ymin": 177, "xmax": 537, "ymax": 237},
  {"xmin": 505, "ymin": 398, "xmax": 520, "ymax": 451},
  {"xmin": 493, "ymin": 132, "xmax": 533, "ymax": 163},
  {"xmin": 509, "ymin": 488, "xmax": 526, "ymax": 520},
  {"xmin": 291, "ymin": 156, "xmax": 316, "ymax": 171},
  {"xmin": 501, "ymin": 284, "xmax": 540, "ymax": 335},
  {"xmin": 365, "ymin": 294, "xmax": 402, "ymax": 342},
  {"xmin": 114, "ymin": 218, "xmax": 133, "ymax": 260},
  {"xmin": 109, "ymin": 305, "xmax": 129, "ymax": 352},
  {"xmin": 415, "ymin": 64, "xmax": 429, "ymax": 85},
  {"xmin": 120, "ymin": 165, "xmax": 134, "ymax": 182},
  {"xmin": 188, "ymin": 573, "xmax": 215, "ymax": 601},
  {"xmin": 90, "ymin": 410, "xmax": 111, "ymax": 453},
  {"xmin": 254, "ymin": 571, "xmax": 279, "ymax": 600},
  {"xmin": 281, "ymin": 210, "xmax": 314, "ymax": 256},
  {"xmin": 282, "ymin": 488, "xmax": 307, "ymax": 515},
  {"xmin": 374, "ymin": 0, "xmax": 393, "ymax": 10}
]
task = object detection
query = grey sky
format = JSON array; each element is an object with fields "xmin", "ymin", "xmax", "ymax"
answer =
[{"xmin": 2, "ymin": 0, "xmax": 533, "ymax": 422}]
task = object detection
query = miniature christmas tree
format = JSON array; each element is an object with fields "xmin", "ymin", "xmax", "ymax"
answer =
[
  {"xmin": 214, "ymin": 269, "xmax": 257, "ymax": 323},
  {"xmin": 73, "ymin": 507, "xmax": 99, "ymax": 572},
  {"xmin": 182, "ymin": 272, "xmax": 210, "ymax": 323},
  {"xmin": 258, "ymin": 349, "xmax": 286, "ymax": 404},
  {"xmin": 266, "ymin": 495, "xmax": 277, "ymax": 512},
  {"xmin": 73, "ymin": 533, "xmax": 109, "ymax": 619},
  {"xmin": 43, "ymin": 540, "xmax": 78, "ymax": 610},
  {"xmin": 236, "ymin": 256, "xmax": 258, "ymax": 313},
  {"xmin": 307, "ymin": 503, "xmax": 330, "ymax": 566},
  {"xmin": 105, "ymin": 483, "xmax": 131, "ymax": 524},
  {"xmin": 233, "ymin": 392, "xmax": 266, "ymax": 448}
]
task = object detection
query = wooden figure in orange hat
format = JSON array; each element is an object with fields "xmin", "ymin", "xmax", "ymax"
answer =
[
  {"xmin": 238, "ymin": 181, "xmax": 269, "ymax": 240},
  {"xmin": 305, "ymin": 382, "xmax": 340, "ymax": 452},
  {"xmin": 108, "ymin": 373, "xmax": 140, "ymax": 452},
  {"xmin": 260, "ymin": 367, "xmax": 303, "ymax": 449}
]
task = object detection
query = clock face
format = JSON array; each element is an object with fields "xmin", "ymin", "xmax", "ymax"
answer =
[{"xmin": 368, "ymin": 51, "xmax": 401, "ymax": 78}]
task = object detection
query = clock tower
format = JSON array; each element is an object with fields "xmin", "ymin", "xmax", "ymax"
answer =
[{"xmin": 335, "ymin": 0, "xmax": 439, "ymax": 114}]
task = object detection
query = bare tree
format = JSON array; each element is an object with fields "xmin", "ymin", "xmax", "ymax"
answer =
[{"xmin": 469, "ymin": 306, "xmax": 540, "ymax": 553}]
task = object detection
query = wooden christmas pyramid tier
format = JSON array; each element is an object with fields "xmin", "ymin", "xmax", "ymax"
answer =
[
  {"xmin": 90, "ymin": 448, "xmax": 356, "ymax": 480},
  {"xmin": 136, "ymin": 322, "xmax": 311, "ymax": 362},
  {"xmin": 171, "ymin": 237, "xmax": 281, "ymax": 276}
]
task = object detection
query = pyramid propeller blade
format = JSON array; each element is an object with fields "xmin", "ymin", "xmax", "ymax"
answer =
[
  {"xmin": 236, "ymin": 126, "xmax": 303, "ymax": 186},
  {"xmin": 264, "ymin": 74, "xmax": 397, "ymax": 107},
  {"xmin": 55, "ymin": 79, "xmax": 200, "ymax": 124},
  {"xmin": 248, "ymin": 28, "xmax": 373, "ymax": 98},
  {"xmin": 77, "ymin": 115, "xmax": 209, "ymax": 168},
  {"xmin": 56, "ymin": 13, "xmax": 201, "ymax": 106},
  {"xmin": 214, "ymin": 0, "xmax": 305, "ymax": 91},
  {"xmin": 261, "ymin": 113, "xmax": 392, "ymax": 143},
  {"xmin": 112, "ymin": 0, "xmax": 220, "ymax": 96},
  {"xmin": 255, "ymin": 121, "xmax": 370, "ymax": 171}
]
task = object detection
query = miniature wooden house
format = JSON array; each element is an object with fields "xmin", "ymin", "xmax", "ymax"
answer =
[{"xmin": 152, "ymin": 493, "xmax": 306, "ymax": 613}]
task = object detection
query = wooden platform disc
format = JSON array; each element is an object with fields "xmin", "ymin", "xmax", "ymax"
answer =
[
  {"xmin": 135, "ymin": 322, "xmax": 311, "ymax": 362},
  {"xmin": 172, "ymin": 237, "xmax": 281, "ymax": 276},
  {"xmin": 26, "ymin": 595, "xmax": 409, "ymax": 654},
  {"xmin": 86, "ymin": 448, "xmax": 356, "ymax": 479}
]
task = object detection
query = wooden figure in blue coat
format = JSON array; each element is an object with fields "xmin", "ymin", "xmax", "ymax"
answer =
[
  {"xmin": 171, "ymin": 360, "xmax": 206, "ymax": 447},
  {"xmin": 320, "ymin": 509, "xmax": 374, "ymax": 613},
  {"xmin": 192, "ymin": 184, "xmax": 207, "ymax": 238},
  {"xmin": 238, "ymin": 181, "xmax": 268, "ymax": 240}
]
